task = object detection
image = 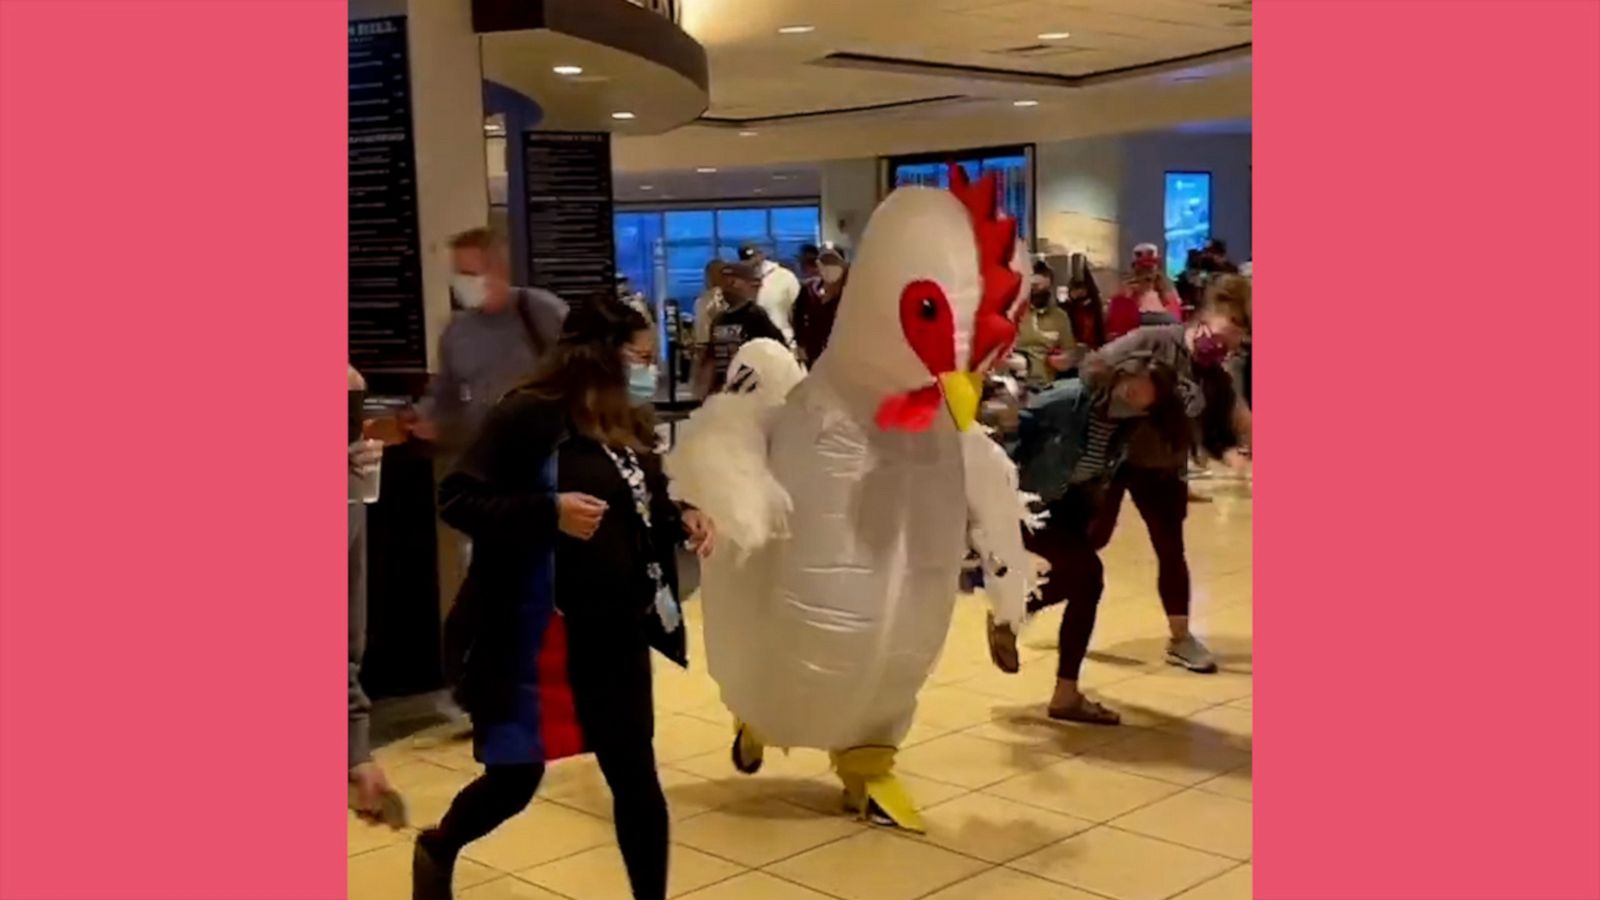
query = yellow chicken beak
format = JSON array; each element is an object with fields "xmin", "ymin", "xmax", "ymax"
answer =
[{"xmin": 938, "ymin": 371, "xmax": 983, "ymax": 432}]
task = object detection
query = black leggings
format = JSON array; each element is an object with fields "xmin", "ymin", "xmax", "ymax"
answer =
[
  {"xmin": 1089, "ymin": 465, "xmax": 1190, "ymax": 618},
  {"xmin": 428, "ymin": 620, "xmax": 668, "ymax": 900},
  {"xmin": 1024, "ymin": 487, "xmax": 1104, "ymax": 681}
]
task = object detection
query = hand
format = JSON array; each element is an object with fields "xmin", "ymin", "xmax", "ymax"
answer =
[
  {"xmin": 558, "ymin": 493, "xmax": 607, "ymax": 540},
  {"xmin": 349, "ymin": 439, "xmax": 383, "ymax": 471},
  {"xmin": 349, "ymin": 762, "xmax": 393, "ymax": 818},
  {"xmin": 682, "ymin": 509, "xmax": 716, "ymax": 558},
  {"xmin": 1222, "ymin": 448, "xmax": 1250, "ymax": 471}
]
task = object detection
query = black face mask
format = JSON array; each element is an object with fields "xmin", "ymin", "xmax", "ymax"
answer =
[{"xmin": 1029, "ymin": 288, "xmax": 1052, "ymax": 309}]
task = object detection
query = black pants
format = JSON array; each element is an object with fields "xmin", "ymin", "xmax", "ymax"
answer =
[
  {"xmin": 1023, "ymin": 487, "xmax": 1104, "ymax": 681},
  {"xmin": 428, "ymin": 615, "xmax": 668, "ymax": 900},
  {"xmin": 1089, "ymin": 465, "xmax": 1190, "ymax": 618}
]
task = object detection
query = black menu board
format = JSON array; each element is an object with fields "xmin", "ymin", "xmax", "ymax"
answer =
[
  {"xmin": 523, "ymin": 132, "xmax": 616, "ymax": 312},
  {"xmin": 348, "ymin": 16, "xmax": 427, "ymax": 376}
]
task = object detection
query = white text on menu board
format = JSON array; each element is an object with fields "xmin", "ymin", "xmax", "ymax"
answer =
[{"xmin": 349, "ymin": 20, "xmax": 397, "ymax": 38}]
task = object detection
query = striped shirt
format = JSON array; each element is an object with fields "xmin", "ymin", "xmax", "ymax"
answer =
[{"xmin": 1071, "ymin": 410, "xmax": 1120, "ymax": 483}]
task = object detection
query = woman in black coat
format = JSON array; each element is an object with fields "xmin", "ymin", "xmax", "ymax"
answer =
[{"xmin": 413, "ymin": 299, "xmax": 714, "ymax": 900}]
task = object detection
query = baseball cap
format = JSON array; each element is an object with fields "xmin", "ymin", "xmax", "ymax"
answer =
[{"xmin": 737, "ymin": 242, "xmax": 763, "ymax": 261}]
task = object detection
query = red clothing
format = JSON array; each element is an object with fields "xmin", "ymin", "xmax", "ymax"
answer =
[{"xmin": 1106, "ymin": 289, "xmax": 1182, "ymax": 339}]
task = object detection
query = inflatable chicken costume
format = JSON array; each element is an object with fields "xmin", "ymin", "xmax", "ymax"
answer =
[{"xmin": 665, "ymin": 168, "xmax": 1036, "ymax": 831}]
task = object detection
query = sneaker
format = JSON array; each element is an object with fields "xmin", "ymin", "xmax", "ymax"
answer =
[{"xmin": 1166, "ymin": 635, "xmax": 1218, "ymax": 673}]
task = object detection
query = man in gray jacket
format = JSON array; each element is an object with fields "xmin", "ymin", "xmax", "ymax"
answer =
[{"xmin": 409, "ymin": 228, "xmax": 567, "ymax": 450}]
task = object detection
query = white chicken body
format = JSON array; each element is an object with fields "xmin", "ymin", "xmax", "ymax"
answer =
[
  {"xmin": 674, "ymin": 179, "xmax": 1034, "ymax": 767},
  {"xmin": 704, "ymin": 373, "xmax": 967, "ymax": 748}
]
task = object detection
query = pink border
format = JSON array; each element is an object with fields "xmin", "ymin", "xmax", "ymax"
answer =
[
  {"xmin": 1, "ymin": 1, "xmax": 347, "ymax": 897},
  {"xmin": 2, "ymin": 1, "xmax": 1598, "ymax": 898},
  {"xmin": 1255, "ymin": 1, "xmax": 1600, "ymax": 898}
]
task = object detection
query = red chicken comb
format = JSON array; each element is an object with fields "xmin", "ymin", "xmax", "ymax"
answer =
[{"xmin": 948, "ymin": 164, "xmax": 1023, "ymax": 370}]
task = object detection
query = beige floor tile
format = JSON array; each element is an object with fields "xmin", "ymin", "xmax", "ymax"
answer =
[
  {"xmin": 679, "ymin": 699, "xmax": 736, "ymax": 729},
  {"xmin": 987, "ymin": 758, "xmax": 1183, "ymax": 822},
  {"xmin": 1226, "ymin": 696, "xmax": 1253, "ymax": 711},
  {"xmin": 914, "ymin": 685, "xmax": 1008, "ymax": 731},
  {"xmin": 349, "ymin": 842, "xmax": 497, "ymax": 899},
  {"xmin": 962, "ymin": 713, "xmax": 1132, "ymax": 757},
  {"xmin": 1162, "ymin": 705, "xmax": 1253, "ymax": 750},
  {"xmin": 1082, "ymin": 729, "xmax": 1251, "ymax": 787},
  {"xmin": 1090, "ymin": 680, "xmax": 1218, "ymax": 727},
  {"xmin": 914, "ymin": 791, "xmax": 1094, "ymax": 863},
  {"xmin": 675, "ymin": 796, "xmax": 864, "ymax": 866},
  {"xmin": 677, "ymin": 871, "xmax": 837, "ymax": 899},
  {"xmin": 459, "ymin": 875, "xmax": 573, "ymax": 899},
  {"xmin": 923, "ymin": 868, "xmax": 1107, "ymax": 900},
  {"xmin": 1112, "ymin": 789, "xmax": 1253, "ymax": 860},
  {"xmin": 517, "ymin": 844, "xmax": 743, "ymax": 899},
  {"xmin": 1122, "ymin": 668, "xmax": 1253, "ymax": 705},
  {"xmin": 1197, "ymin": 760, "xmax": 1253, "ymax": 802},
  {"xmin": 656, "ymin": 714, "xmax": 743, "ymax": 764},
  {"xmin": 1172, "ymin": 863, "xmax": 1253, "ymax": 900},
  {"xmin": 767, "ymin": 829, "xmax": 989, "ymax": 900},
  {"xmin": 896, "ymin": 732, "xmax": 1059, "ymax": 789},
  {"xmin": 954, "ymin": 666, "xmax": 1061, "ymax": 703},
  {"xmin": 461, "ymin": 802, "xmax": 615, "ymax": 872},
  {"xmin": 673, "ymin": 746, "xmax": 833, "ymax": 785},
  {"xmin": 1011, "ymin": 826, "xmax": 1236, "ymax": 900}
]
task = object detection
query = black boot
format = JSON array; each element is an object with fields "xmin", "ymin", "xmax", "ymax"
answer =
[{"xmin": 412, "ymin": 831, "xmax": 454, "ymax": 900}]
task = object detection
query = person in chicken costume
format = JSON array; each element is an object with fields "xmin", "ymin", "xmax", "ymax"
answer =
[{"xmin": 666, "ymin": 167, "xmax": 1036, "ymax": 832}]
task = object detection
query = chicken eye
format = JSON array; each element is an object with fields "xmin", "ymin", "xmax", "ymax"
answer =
[{"xmin": 919, "ymin": 297, "xmax": 938, "ymax": 321}]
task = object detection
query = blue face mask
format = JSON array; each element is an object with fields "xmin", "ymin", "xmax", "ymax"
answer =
[{"xmin": 628, "ymin": 363, "xmax": 658, "ymax": 403}]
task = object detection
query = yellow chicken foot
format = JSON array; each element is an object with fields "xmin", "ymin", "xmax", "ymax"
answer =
[{"xmin": 832, "ymin": 745, "xmax": 924, "ymax": 833}]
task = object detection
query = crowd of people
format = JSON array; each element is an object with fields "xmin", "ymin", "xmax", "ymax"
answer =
[{"xmin": 347, "ymin": 219, "xmax": 1252, "ymax": 899}]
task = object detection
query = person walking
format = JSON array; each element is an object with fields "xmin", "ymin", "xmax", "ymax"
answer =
[{"xmin": 413, "ymin": 299, "xmax": 714, "ymax": 900}]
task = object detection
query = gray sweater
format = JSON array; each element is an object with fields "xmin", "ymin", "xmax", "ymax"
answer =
[{"xmin": 421, "ymin": 287, "xmax": 567, "ymax": 445}]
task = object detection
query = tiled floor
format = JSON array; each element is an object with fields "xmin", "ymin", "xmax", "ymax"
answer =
[{"xmin": 352, "ymin": 475, "xmax": 1252, "ymax": 900}]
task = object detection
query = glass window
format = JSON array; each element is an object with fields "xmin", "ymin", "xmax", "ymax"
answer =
[
  {"xmin": 663, "ymin": 210, "xmax": 715, "ymax": 306},
  {"xmin": 715, "ymin": 208, "xmax": 768, "ymax": 264},
  {"xmin": 889, "ymin": 150, "xmax": 1032, "ymax": 243},
  {"xmin": 613, "ymin": 211, "xmax": 661, "ymax": 299},
  {"xmin": 1163, "ymin": 172, "xmax": 1212, "ymax": 279},
  {"xmin": 770, "ymin": 206, "xmax": 820, "ymax": 267}
]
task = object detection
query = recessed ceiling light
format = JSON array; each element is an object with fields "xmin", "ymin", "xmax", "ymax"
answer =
[
  {"xmin": 1174, "ymin": 74, "xmax": 1207, "ymax": 83},
  {"xmin": 552, "ymin": 65, "xmax": 583, "ymax": 75},
  {"xmin": 1038, "ymin": 31, "xmax": 1071, "ymax": 40},
  {"xmin": 738, "ymin": 130, "xmax": 758, "ymax": 137},
  {"xmin": 771, "ymin": 174, "xmax": 791, "ymax": 181},
  {"xmin": 777, "ymin": 25, "xmax": 815, "ymax": 34},
  {"xmin": 639, "ymin": 185, "xmax": 654, "ymax": 191},
  {"xmin": 696, "ymin": 167, "xmax": 718, "ymax": 173},
  {"xmin": 753, "ymin": 188, "xmax": 766, "ymax": 194},
  {"xmin": 611, "ymin": 111, "xmax": 636, "ymax": 120},
  {"xmin": 1013, "ymin": 100, "xmax": 1040, "ymax": 107}
]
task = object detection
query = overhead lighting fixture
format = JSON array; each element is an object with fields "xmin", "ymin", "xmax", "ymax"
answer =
[
  {"xmin": 753, "ymin": 188, "xmax": 766, "ymax": 194},
  {"xmin": 1037, "ymin": 31, "xmax": 1072, "ymax": 40},
  {"xmin": 639, "ymin": 185, "xmax": 654, "ymax": 191},
  {"xmin": 771, "ymin": 174, "xmax": 791, "ymax": 181},
  {"xmin": 777, "ymin": 25, "xmax": 815, "ymax": 34},
  {"xmin": 1174, "ymin": 74, "xmax": 1207, "ymax": 83},
  {"xmin": 738, "ymin": 130, "xmax": 758, "ymax": 137},
  {"xmin": 552, "ymin": 65, "xmax": 584, "ymax": 75},
  {"xmin": 696, "ymin": 167, "xmax": 718, "ymax": 173},
  {"xmin": 1012, "ymin": 99, "xmax": 1040, "ymax": 107},
  {"xmin": 611, "ymin": 111, "xmax": 636, "ymax": 120}
]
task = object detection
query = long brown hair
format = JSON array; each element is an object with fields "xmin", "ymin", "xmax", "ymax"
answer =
[{"xmin": 516, "ymin": 297, "xmax": 657, "ymax": 451}]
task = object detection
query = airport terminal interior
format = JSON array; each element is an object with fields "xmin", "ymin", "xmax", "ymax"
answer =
[{"xmin": 348, "ymin": 1, "xmax": 1253, "ymax": 897}]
